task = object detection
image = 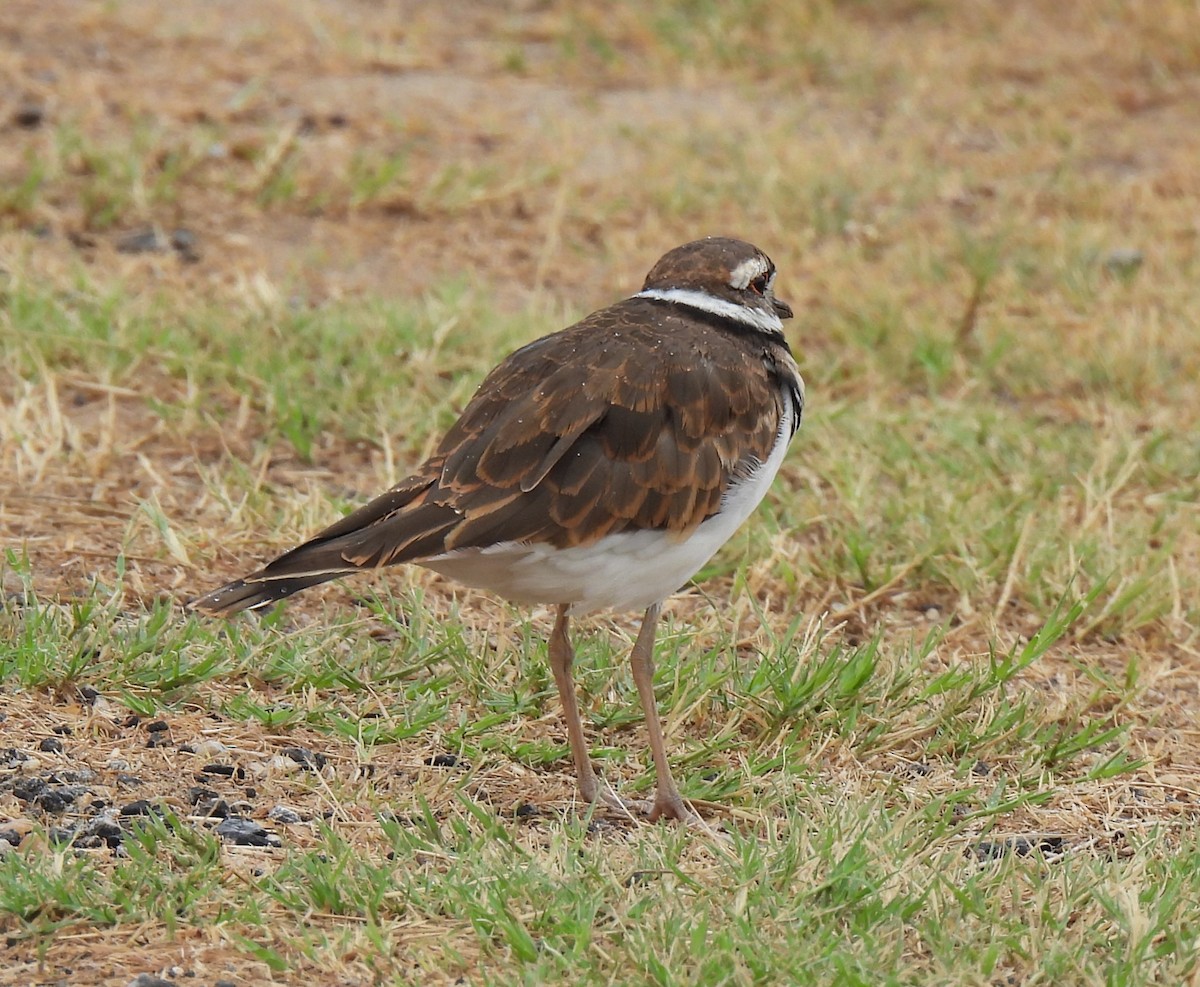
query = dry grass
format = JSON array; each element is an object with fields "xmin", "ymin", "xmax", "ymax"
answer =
[{"xmin": 3, "ymin": 0, "xmax": 1200, "ymax": 984}]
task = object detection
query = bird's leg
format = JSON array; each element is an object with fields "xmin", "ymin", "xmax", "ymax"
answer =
[
  {"xmin": 628, "ymin": 603, "xmax": 702, "ymax": 824},
  {"xmin": 549, "ymin": 604, "xmax": 610, "ymax": 807}
]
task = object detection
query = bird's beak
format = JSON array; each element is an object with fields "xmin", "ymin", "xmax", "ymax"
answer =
[{"xmin": 773, "ymin": 297, "xmax": 794, "ymax": 320}]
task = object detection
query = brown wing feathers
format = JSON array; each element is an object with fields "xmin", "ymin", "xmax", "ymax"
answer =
[{"xmin": 190, "ymin": 300, "xmax": 783, "ymax": 616}]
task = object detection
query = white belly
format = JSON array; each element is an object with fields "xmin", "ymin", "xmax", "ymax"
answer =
[{"xmin": 423, "ymin": 392, "xmax": 796, "ymax": 613}]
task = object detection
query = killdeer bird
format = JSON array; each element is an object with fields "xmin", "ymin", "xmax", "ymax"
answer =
[{"xmin": 192, "ymin": 237, "xmax": 804, "ymax": 824}]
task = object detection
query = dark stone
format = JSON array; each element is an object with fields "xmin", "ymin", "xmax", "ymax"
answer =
[
  {"xmin": 38, "ymin": 737, "xmax": 64, "ymax": 754},
  {"xmin": 13, "ymin": 104, "xmax": 44, "ymax": 128},
  {"xmin": 120, "ymin": 800, "xmax": 156, "ymax": 817},
  {"xmin": 282, "ymin": 746, "xmax": 326, "ymax": 772},
  {"xmin": 37, "ymin": 786, "xmax": 89, "ymax": 812},
  {"xmin": 74, "ymin": 815, "xmax": 125, "ymax": 849},
  {"xmin": 170, "ymin": 229, "xmax": 200, "ymax": 261},
  {"xmin": 425, "ymin": 753, "xmax": 460, "ymax": 768},
  {"xmin": 195, "ymin": 798, "xmax": 230, "ymax": 818},
  {"xmin": 200, "ymin": 763, "xmax": 236, "ymax": 777},
  {"xmin": 127, "ymin": 974, "xmax": 177, "ymax": 987},
  {"xmin": 116, "ymin": 228, "xmax": 166, "ymax": 254},
  {"xmin": 12, "ymin": 777, "xmax": 48, "ymax": 801},
  {"xmin": 0, "ymin": 747, "xmax": 32, "ymax": 767},
  {"xmin": 146, "ymin": 720, "xmax": 170, "ymax": 733},
  {"xmin": 969, "ymin": 835, "xmax": 1066, "ymax": 861},
  {"xmin": 215, "ymin": 816, "xmax": 280, "ymax": 848}
]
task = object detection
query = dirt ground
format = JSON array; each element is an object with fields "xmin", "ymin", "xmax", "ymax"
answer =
[{"xmin": 3, "ymin": 1, "xmax": 1200, "ymax": 984}]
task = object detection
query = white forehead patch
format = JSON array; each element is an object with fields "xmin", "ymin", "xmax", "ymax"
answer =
[{"xmin": 728, "ymin": 255, "xmax": 769, "ymax": 290}]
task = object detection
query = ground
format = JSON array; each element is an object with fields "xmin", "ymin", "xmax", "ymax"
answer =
[{"xmin": 2, "ymin": 1, "xmax": 1200, "ymax": 985}]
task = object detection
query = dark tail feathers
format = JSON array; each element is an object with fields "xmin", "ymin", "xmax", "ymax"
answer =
[{"xmin": 188, "ymin": 570, "xmax": 344, "ymax": 617}]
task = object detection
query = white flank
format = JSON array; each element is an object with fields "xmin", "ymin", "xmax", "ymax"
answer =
[
  {"xmin": 633, "ymin": 288, "xmax": 783, "ymax": 334},
  {"xmin": 423, "ymin": 388, "xmax": 797, "ymax": 614}
]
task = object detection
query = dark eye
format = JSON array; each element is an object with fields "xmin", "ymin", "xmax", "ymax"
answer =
[{"xmin": 750, "ymin": 272, "xmax": 771, "ymax": 295}]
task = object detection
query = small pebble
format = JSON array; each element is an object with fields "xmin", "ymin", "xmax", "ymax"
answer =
[
  {"xmin": 215, "ymin": 816, "xmax": 280, "ymax": 848},
  {"xmin": 282, "ymin": 746, "xmax": 326, "ymax": 771},
  {"xmin": 1103, "ymin": 247, "xmax": 1143, "ymax": 276},
  {"xmin": 35, "ymin": 788, "xmax": 77, "ymax": 813},
  {"xmin": 120, "ymin": 800, "xmax": 158, "ymax": 817},
  {"xmin": 425, "ymin": 753, "xmax": 461, "ymax": 768},
  {"xmin": 259, "ymin": 754, "xmax": 298, "ymax": 777},
  {"xmin": 200, "ymin": 763, "xmax": 236, "ymax": 777},
  {"xmin": 191, "ymin": 739, "xmax": 228, "ymax": 758},
  {"xmin": 1, "ymin": 747, "xmax": 32, "ymax": 767},
  {"xmin": 12, "ymin": 777, "xmax": 47, "ymax": 801},
  {"xmin": 116, "ymin": 228, "xmax": 166, "ymax": 254},
  {"xmin": 38, "ymin": 737, "xmax": 64, "ymax": 754},
  {"xmin": 170, "ymin": 228, "xmax": 200, "ymax": 262},
  {"xmin": 194, "ymin": 798, "xmax": 231, "ymax": 818},
  {"xmin": 969, "ymin": 835, "xmax": 1066, "ymax": 860},
  {"xmin": 77, "ymin": 816, "xmax": 124, "ymax": 849},
  {"xmin": 268, "ymin": 805, "xmax": 303, "ymax": 825},
  {"xmin": 12, "ymin": 103, "xmax": 44, "ymax": 128}
]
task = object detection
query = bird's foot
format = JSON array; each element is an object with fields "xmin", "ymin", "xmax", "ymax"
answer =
[
  {"xmin": 646, "ymin": 789, "xmax": 703, "ymax": 826},
  {"xmin": 584, "ymin": 781, "xmax": 706, "ymax": 828}
]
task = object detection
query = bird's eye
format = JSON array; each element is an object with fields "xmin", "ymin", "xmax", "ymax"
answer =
[{"xmin": 749, "ymin": 272, "xmax": 771, "ymax": 295}]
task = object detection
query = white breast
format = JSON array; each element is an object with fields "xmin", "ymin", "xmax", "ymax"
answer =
[{"xmin": 423, "ymin": 388, "xmax": 797, "ymax": 614}]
